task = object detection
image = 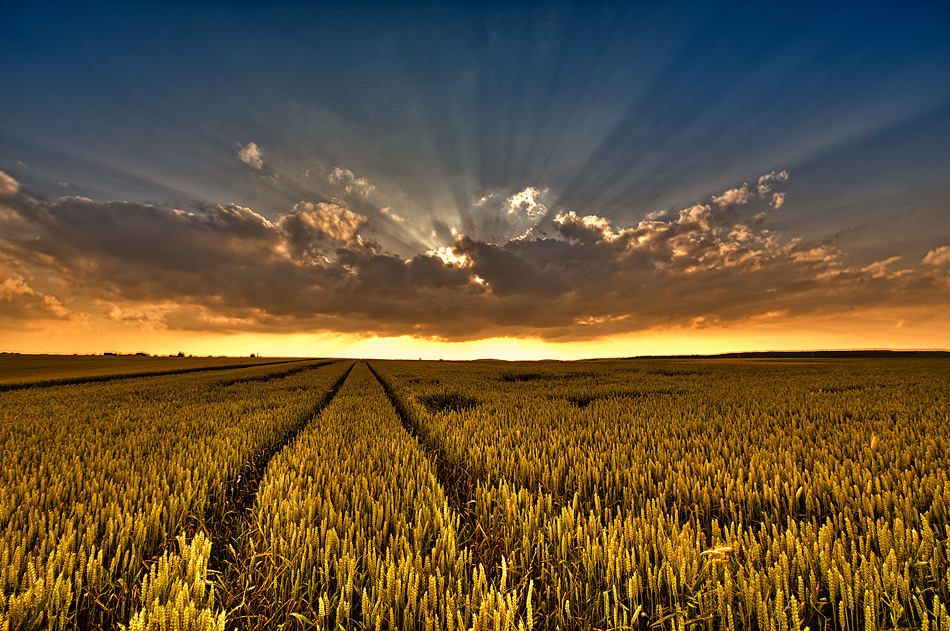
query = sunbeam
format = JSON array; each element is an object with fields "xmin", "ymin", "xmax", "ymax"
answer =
[{"xmin": 1, "ymin": 1, "xmax": 948, "ymax": 357}]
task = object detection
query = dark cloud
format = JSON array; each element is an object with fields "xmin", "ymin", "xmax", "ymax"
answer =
[{"xmin": 0, "ymin": 170, "xmax": 944, "ymax": 341}]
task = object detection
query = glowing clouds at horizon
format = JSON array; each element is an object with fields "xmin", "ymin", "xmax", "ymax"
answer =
[
  {"xmin": 2, "ymin": 309, "xmax": 947, "ymax": 359},
  {"xmin": 1, "ymin": 167, "xmax": 948, "ymax": 355}
]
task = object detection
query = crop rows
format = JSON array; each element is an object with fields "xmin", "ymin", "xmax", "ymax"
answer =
[
  {"xmin": 0, "ymin": 360, "xmax": 350, "ymax": 630},
  {"xmin": 2, "ymin": 357, "xmax": 948, "ymax": 630},
  {"xmin": 0, "ymin": 357, "xmax": 308, "ymax": 392},
  {"xmin": 224, "ymin": 361, "xmax": 529, "ymax": 630},
  {"xmin": 370, "ymin": 359, "xmax": 950, "ymax": 630}
]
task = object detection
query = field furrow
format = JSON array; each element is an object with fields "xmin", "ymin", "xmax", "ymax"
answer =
[
  {"xmin": 371, "ymin": 359, "xmax": 950, "ymax": 630},
  {"xmin": 365, "ymin": 363, "xmax": 480, "ymax": 557},
  {"xmin": 3, "ymin": 357, "xmax": 949, "ymax": 630},
  {"xmin": 226, "ymin": 361, "xmax": 529, "ymax": 630},
  {"xmin": 0, "ymin": 360, "xmax": 351, "ymax": 630},
  {"xmin": 211, "ymin": 360, "xmax": 355, "ymax": 573}
]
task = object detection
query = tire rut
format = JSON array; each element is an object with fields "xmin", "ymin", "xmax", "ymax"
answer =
[
  {"xmin": 216, "ymin": 360, "xmax": 333, "ymax": 387},
  {"xmin": 210, "ymin": 360, "xmax": 356, "ymax": 597},
  {"xmin": 366, "ymin": 362, "xmax": 502, "ymax": 580}
]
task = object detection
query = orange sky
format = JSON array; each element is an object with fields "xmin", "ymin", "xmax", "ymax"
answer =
[
  {"xmin": 2, "ymin": 3, "xmax": 950, "ymax": 361},
  {"xmin": 4, "ymin": 305, "xmax": 946, "ymax": 360}
]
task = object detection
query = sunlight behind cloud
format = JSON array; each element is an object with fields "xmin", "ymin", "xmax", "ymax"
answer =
[
  {"xmin": 2, "ymin": 168, "xmax": 947, "ymax": 346},
  {"xmin": 1, "ymin": 1, "xmax": 948, "ymax": 357}
]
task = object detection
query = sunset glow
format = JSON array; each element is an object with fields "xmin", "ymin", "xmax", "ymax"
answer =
[{"xmin": 2, "ymin": 2, "xmax": 948, "ymax": 358}]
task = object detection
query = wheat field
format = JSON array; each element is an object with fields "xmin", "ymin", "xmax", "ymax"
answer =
[{"xmin": 0, "ymin": 357, "xmax": 947, "ymax": 630}]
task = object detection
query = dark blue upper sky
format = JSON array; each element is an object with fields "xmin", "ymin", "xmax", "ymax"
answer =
[{"xmin": 3, "ymin": 0, "xmax": 949, "ymax": 263}]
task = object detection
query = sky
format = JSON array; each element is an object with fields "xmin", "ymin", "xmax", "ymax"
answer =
[{"xmin": 1, "ymin": 1, "xmax": 948, "ymax": 359}]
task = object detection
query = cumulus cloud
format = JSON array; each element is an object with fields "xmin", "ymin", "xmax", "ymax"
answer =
[
  {"xmin": 0, "ymin": 172, "xmax": 943, "ymax": 341},
  {"xmin": 713, "ymin": 170, "xmax": 789, "ymax": 210},
  {"xmin": 238, "ymin": 142, "xmax": 264, "ymax": 169},
  {"xmin": 923, "ymin": 245, "xmax": 950, "ymax": 267},
  {"xmin": 506, "ymin": 186, "xmax": 548, "ymax": 219},
  {"xmin": 757, "ymin": 170, "xmax": 789, "ymax": 196},
  {"xmin": 328, "ymin": 166, "xmax": 375, "ymax": 198},
  {"xmin": 553, "ymin": 211, "xmax": 619, "ymax": 243},
  {"xmin": 278, "ymin": 202, "xmax": 368, "ymax": 254},
  {"xmin": 712, "ymin": 186, "xmax": 755, "ymax": 209},
  {"xmin": 427, "ymin": 246, "xmax": 473, "ymax": 268},
  {"xmin": 467, "ymin": 186, "xmax": 551, "ymax": 243}
]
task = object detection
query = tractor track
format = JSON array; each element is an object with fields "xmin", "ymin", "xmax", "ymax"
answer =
[
  {"xmin": 209, "ymin": 360, "xmax": 356, "ymax": 601},
  {"xmin": 366, "ymin": 361, "xmax": 505, "ymax": 580}
]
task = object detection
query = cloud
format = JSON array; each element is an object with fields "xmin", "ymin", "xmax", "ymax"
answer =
[
  {"xmin": 466, "ymin": 186, "xmax": 551, "ymax": 243},
  {"xmin": 553, "ymin": 211, "xmax": 619, "ymax": 243},
  {"xmin": 0, "ymin": 262, "xmax": 70, "ymax": 321},
  {"xmin": 506, "ymin": 186, "xmax": 548, "ymax": 219},
  {"xmin": 426, "ymin": 246, "xmax": 473, "ymax": 268},
  {"xmin": 328, "ymin": 166, "xmax": 375, "ymax": 198},
  {"xmin": 712, "ymin": 170, "xmax": 789, "ymax": 210},
  {"xmin": 757, "ymin": 170, "xmax": 789, "ymax": 196},
  {"xmin": 923, "ymin": 245, "xmax": 950, "ymax": 267},
  {"xmin": 0, "ymin": 171, "xmax": 19, "ymax": 195},
  {"xmin": 278, "ymin": 202, "xmax": 368, "ymax": 254},
  {"xmin": 380, "ymin": 207, "xmax": 404, "ymax": 223},
  {"xmin": 861, "ymin": 256, "xmax": 908, "ymax": 280},
  {"xmin": 238, "ymin": 142, "xmax": 264, "ymax": 169},
  {"xmin": 0, "ymin": 172, "xmax": 944, "ymax": 341},
  {"xmin": 712, "ymin": 186, "xmax": 755, "ymax": 209}
]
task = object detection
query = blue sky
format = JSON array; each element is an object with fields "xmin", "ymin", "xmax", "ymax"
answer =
[{"xmin": 1, "ymin": 1, "xmax": 948, "ymax": 355}]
